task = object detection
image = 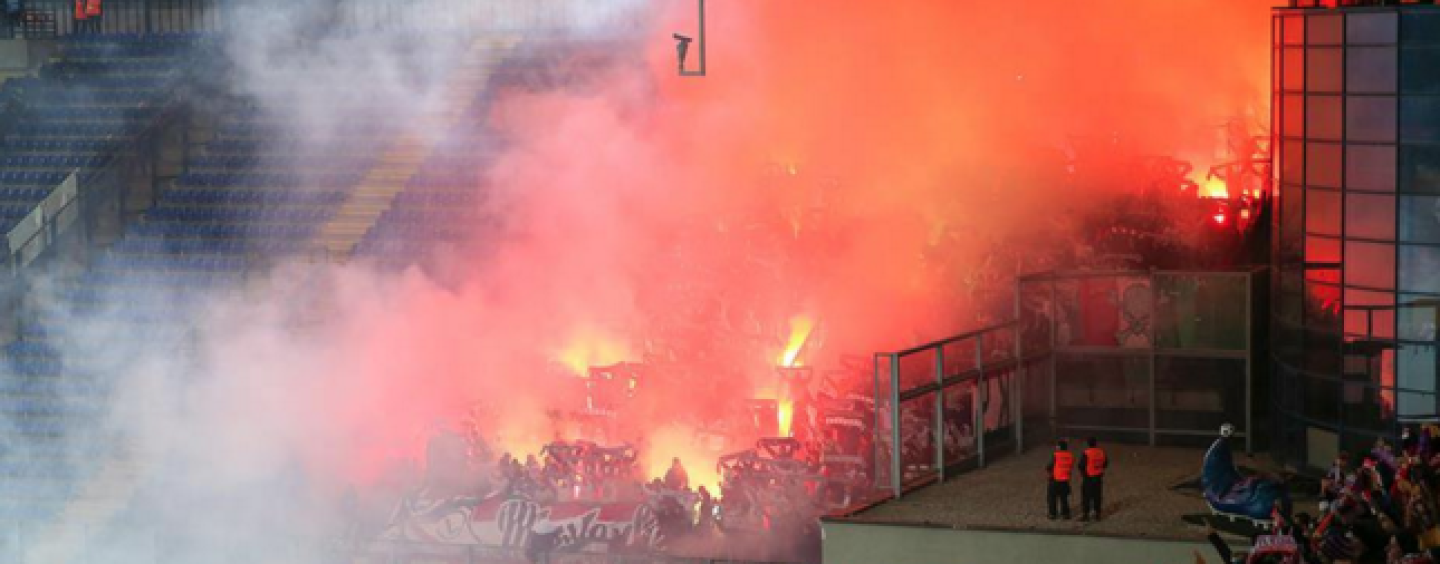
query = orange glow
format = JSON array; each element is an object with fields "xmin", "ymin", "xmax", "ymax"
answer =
[
  {"xmin": 1200, "ymin": 176, "xmax": 1229, "ymax": 199},
  {"xmin": 777, "ymin": 399, "xmax": 795, "ymax": 437},
  {"xmin": 778, "ymin": 315, "xmax": 815, "ymax": 367},
  {"xmin": 642, "ymin": 425, "xmax": 723, "ymax": 493},
  {"xmin": 556, "ymin": 328, "xmax": 630, "ymax": 375}
]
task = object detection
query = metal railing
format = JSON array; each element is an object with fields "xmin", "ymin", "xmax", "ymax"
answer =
[
  {"xmin": 1018, "ymin": 269, "xmax": 1263, "ymax": 454},
  {"xmin": 871, "ymin": 319, "xmax": 1049, "ymax": 499},
  {"xmin": 871, "ymin": 268, "xmax": 1264, "ymax": 500}
]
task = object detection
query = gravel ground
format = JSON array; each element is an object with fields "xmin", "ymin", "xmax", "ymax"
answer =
[{"xmin": 854, "ymin": 443, "xmax": 1281, "ymax": 542}]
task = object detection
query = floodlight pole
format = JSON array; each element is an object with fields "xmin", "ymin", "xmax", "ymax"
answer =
[{"xmin": 679, "ymin": 0, "xmax": 706, "ymax": 77}]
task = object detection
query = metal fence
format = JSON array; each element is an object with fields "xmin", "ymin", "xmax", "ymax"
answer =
[
  {"xmin": 871, "ymin": 268, "xmax": 1263, "ymax": 500},
  {"xmin": 870, "ymin": 318, "xmax": 1053, "ymax": 498},
  {"xmin": 1018, "ymin": 269, "xmax": 1264, "ymax": 453}
]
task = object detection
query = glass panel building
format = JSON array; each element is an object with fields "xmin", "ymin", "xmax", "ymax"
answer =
[{"xmin": 1273, "ymin": 5, "xmax": 1440, "ymax": 471}]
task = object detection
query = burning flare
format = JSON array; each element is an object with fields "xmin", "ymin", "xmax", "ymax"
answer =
[
  {"xmin": 556, "ymin": 328, "xmax": 631, "ymax": 375},
  {"xmin": 1200, "ymin": 176, "xmax": 1229, "ymax": 199},
  {"xmin": 777, "ymin": 399, "xmax": 795, "ymax": 437},
  {"xmin": 777, "ymin": 315, "xmax": 814, "ymax": 368}
]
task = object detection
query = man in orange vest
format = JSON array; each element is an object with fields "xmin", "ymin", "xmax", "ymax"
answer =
[
  {"xmin": 1078, "ymin": 437, "xmax": 1108, "ymax": 521},
  {"xmin": 1046, "ymin": 439, "xmax": 1074, "ymax": 520}
]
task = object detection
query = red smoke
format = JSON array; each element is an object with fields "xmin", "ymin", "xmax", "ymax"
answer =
[{"xmin": 304, "ymin": 0, "xmax": 1281, "ymax": 487}]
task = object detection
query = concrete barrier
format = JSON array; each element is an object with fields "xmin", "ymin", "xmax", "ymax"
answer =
[{"xmin": 822, "ymin": 520, "xmax": 1221, "ymax": 564}]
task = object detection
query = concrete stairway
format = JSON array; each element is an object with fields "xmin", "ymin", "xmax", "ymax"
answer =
[
  {"xmin": 21, "ymin": 444, "xmax": 150, "ymax": 564},
  {"xmin": 313, "ymin": 36, "xmax": 515, "ymax": 260}
]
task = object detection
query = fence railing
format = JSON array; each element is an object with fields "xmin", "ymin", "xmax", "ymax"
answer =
[
  {"xmin": 1017, "ymin": 268, "xmax": 1263, "ymax": 453},
  {"xmin": 871, "ymin": 319, "xmax": 1052, "ymax": 499}
]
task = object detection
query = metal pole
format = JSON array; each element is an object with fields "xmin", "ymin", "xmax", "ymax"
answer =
[
  {"xmin": 976, "ymin": 333, "xmax": 986, "ymax": 468},
  {"xmin": 890, "ymin": 354, "xmax": 903, "ymax": 498},
  {"xmin": 1015, "ymin": 286, "xmax": 1025, "ymax": 453},
  {"xmin": 935, "ymin": 346, "xmax": 945, "ymax": 481},
  {"xmin": 697, "ymin": 0, "xmax": 706, "ymax": 74},
  {"xmin": 873, "ymin": 354, "xmax": 883, "ymax": 491},
  {"xmin": 1149, "ymin": 273, "xmax": 1158, "ymax": 447},
  {"xmin": 1245, "ymin": 271, "xmax": 1254, "ymax": 455},
  {"xmin": 1050, "ymin": 280, "xmax": 1058, "ymax": 437}
]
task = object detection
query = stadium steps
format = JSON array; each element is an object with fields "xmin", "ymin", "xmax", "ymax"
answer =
[
  {"xmin": 20, "ymin": 444, "xmax": 146, "ymax": 564},
  {"xmin": 313, "ymin": 37, "xmax": 513, "ymax": 259}
]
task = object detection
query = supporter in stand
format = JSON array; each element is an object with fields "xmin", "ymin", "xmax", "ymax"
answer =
[
  {"xmin": 665, "ymin": 457, "xmax": 689, "ymax": 490},
  {"xmin": 696, "ymin": 485, "xmax": 715, "ymax": 534}
]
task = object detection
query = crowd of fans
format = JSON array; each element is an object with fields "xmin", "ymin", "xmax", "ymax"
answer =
[{"xmin": 1200, "ymin": 425, "xmax": 1440, "ymax": 564}]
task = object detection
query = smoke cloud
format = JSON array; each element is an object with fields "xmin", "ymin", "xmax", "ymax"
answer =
[{"xmin": 7, "ymin": 0, "xmax": 1278, "ymax": 562}]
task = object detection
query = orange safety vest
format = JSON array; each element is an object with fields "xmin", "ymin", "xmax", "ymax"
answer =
[
  {"xmin": 1083, "ymin": 447, "xmax": 1107, "ymax": 477},
  {"xmin": 74, "ymin": 0, "xmax": 86, "ymax": 20},
  {"xmin": 1051, "ymin": 451, "xmax": 1074, "ymax": 481}
]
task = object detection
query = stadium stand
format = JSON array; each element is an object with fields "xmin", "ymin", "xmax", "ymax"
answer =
[{"xmin": 0, "ymin": 33, "xmax": 202, "ymax": 529}]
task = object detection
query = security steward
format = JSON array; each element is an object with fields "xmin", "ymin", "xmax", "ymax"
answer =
[
  {"xmin": 1078, "ymin": 437, "xmax": 1108, "ymax": 521},
  {"xmin": 1046, "ymin": 439, "xmax": 1074, "ymax": 520}
]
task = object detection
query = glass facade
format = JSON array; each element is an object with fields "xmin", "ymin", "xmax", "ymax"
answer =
[{"xmin": 1273, "ymin": 7, "xmax": 1440, "ymax": 471}]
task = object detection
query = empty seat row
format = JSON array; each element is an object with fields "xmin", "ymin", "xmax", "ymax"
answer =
[
  {"xmin": 203, "ymin": 138, "xmax": 379, "ymax": 155},
  {"xmin": 49, "ymin": 58, "xmax": 178, "ymax": 71},
  {"xmin": 0, "ymin": 379, "xmax": 102, "ymax": 397},
  {"xmin": 94, "ymin": 253, "xmax": 248, "ymax": 272},
  {"xmin": 0, "ymin": 171, "xmax": 68, "ymax": 186},
  {"xmin": 0, "ymin": 461, "xmax": 81, "ymax": 477},
  {"xmin": 187, "ymin": 154, "xmax": 374, "ymax": 171},
  {"xmin": 112, "ymin": 236, "xmax": 310, "ymax": 256},
  {"xmin": 146, "ymin": 206, "xmax": 333, "ymax": 223},
  {"xmin": 77, "ymin": 269, "xmax": 237, "ymax": 288},
  {"xmin": 63, "ymin": 32, "xmax": 205, "ymax": 43},
  {"xmin": 10, "ymin": 122, "xmax": 127, "ymax": 137},
  {"xmin": 57, "ymin": 284, "xmax": 224, "ymax": 306},
  {"xmin": 366, "ymin": 225, "xmax": 470, "ymax": 241},
  {"xmin": 0, "ymin": 400, "xmax": 98, "ymax": 418},
  {"xmin": 163, "ymin": 189, "xmax": 347, "ymax": 205},
  {"xmin": 392, "ymin": 190, "xmax": 478, "ymax": 207},
  {"xmin": 16, "ymin": 89, "xmax": 155, "ymax": 106},
  {"xmin": 0, "ymin": 187, "xmax": 52, "ymax": 200},
  {"xmin": 3, "ymin": 139, "xmax": 110, "ymax": 152},
  {"xmin": 3, "ymin": 341, "xmax": 57, "ymax": 358},
  {"xmin": 0, "ymin": 205, "xmax": 32, "ymax": 218},
  {"xmin": 13, "ymin": 75, "xmax": 169, "ymax": 90},
  {"xmin": 0, "ymin": 443, "xmax": 84, "ymax": 461},
  {"xmin": 28, "ymin": 106, "xmax": 155, "ymax": 120},
  {"xmin": 5, "ymin": 358, "xmax": 62, "ymax": 376},
  {"xmin": 177, "ymin": 172, "xmax": 363, "ymax": 188},
  {"xmin": 130, "ymin": 221, "xmax": 316, "ymax": 238},
  {"xmin": 0, "ymin": 154, "xmax": 105, "ymax": 168},
  {"xmin": 0, "ymin": 170, "xmax": 66, "ymax": 185},
  {"xmin": 381, "ymin": 208, "xmax": 481, "ymax": 224}
]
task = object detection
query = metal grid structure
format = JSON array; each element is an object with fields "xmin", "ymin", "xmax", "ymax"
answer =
[
  {"xmin": 1271, "ymin": 4, "xmax": 1440, "ymax": 471},
  {"xmin": 1019, "ymin": 270, "xmax": 1262, "ymax": 453},
  {"xmin": 869, "ymin": 269, "xmax": 1260, "ymax": 499},
  {"xmin": 870, "ymin": 320, "xmax": 1048, "ymax": 498}
]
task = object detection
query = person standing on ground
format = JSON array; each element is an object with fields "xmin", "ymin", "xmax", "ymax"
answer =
[
  {"xmin": 1078, "ymin": 437, "xmax": 1108, "ymax": 521},
  {"xmin": 1046, "ymin": 439, "xmax": 1075, "ymax": 520}
]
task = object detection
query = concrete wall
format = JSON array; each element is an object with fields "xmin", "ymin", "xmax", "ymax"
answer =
[
  {"xmin": 0, "ymin": 39, "xmax": 30, "ymax": 74},
  {"xmin": 823, "ymin": 521, "xmax": 1223, "ymax": 564}
]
